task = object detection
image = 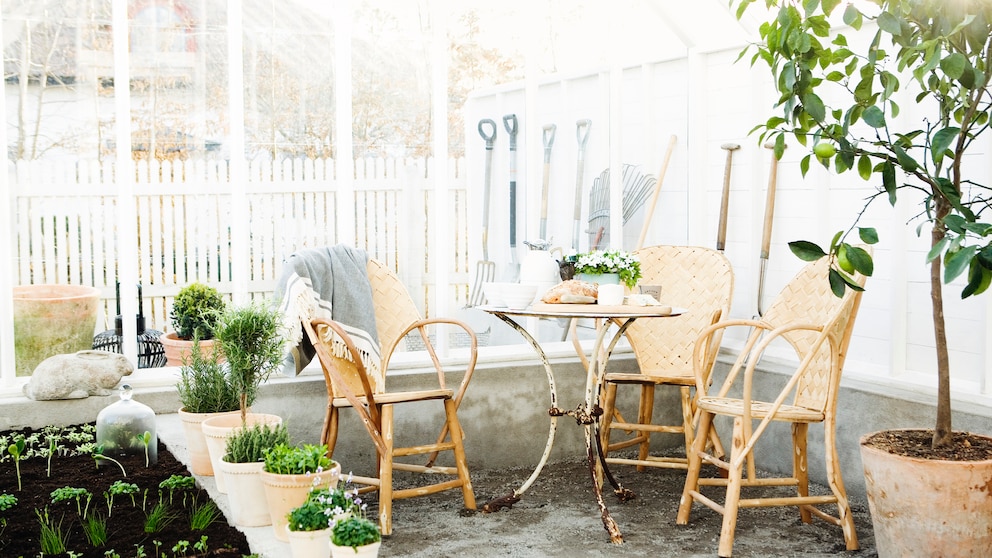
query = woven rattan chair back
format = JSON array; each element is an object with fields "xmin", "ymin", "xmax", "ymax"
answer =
[
  {"xmin": 626, "ymin": 245, "xmax": 734, "ymax": 377},
  {"xmin": 758, "ymin": 255, "xmax": 860, "ymax": 413},
  {"xmin": 366, "ymin": 258, "xmax": 425, "ymax": 369}
]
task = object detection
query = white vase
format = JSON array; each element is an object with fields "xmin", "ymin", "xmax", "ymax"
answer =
[
  {"xmin": 178, "ymin": 407, "xmax": 241, "ymax": 476},
  {"xmin": 287, "ymin": 526, "xmax": 332, "ymax": 558},
  {"xmin": 216, "ymin": 459, "xmax": 271, "ymax": 526},
  {"xmin": 576, "ymin": 272, "xmax": 620, "ymax": 286},
  {"xmin": 331, "ymin": 541, "xmax": 381, "ymax": 558},
  {"xmin": 201, "ymin": 413, "xmax": 282, "ymax": 493}
]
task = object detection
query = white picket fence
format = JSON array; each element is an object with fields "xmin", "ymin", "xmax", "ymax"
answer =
[{"xmin": 11, "ymin": 157, "xmax": 470, "ymax": 334}]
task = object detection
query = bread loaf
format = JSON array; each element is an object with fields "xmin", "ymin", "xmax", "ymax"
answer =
[{"xmin": 540, "ymin": 279, "xmax": 599, "ymax": 303}]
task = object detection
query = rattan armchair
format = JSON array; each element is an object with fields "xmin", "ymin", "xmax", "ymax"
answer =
[
  {"xmin": 676, "ymin": 255, "xmax": 866, "ymax": 557},
  {"xmin": 303, "ymin": 258, "xmax": 477, "ymax": 536},
  {"xmin": 599, "ymin": 245, "xmax": 734, "ymax": 471}
]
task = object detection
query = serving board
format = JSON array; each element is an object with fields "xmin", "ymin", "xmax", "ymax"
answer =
[{"xmin": 530, "ymin": 302, "xmax": 675, "ymax": 315}]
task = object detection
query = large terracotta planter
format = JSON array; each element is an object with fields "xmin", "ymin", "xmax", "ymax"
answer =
[
  {"xmin": 218, "ymin": 459, "xmax": 272, "ymax": 526},
  {"xmin": 178, "ymin": 407, "xmax": 241, "ymax": 476},
  {"xmin": 861, "ymin": 429, "xmax": 992, "ymax": 558},
  {"xmin": 160, "ymin": 332, "xmax": 218, "ymax": 367},
  {"xmin": 287, "ymin": 526, "xmax": 332, "ymax": 558},
  {"xmin": 13, "ymin": 284, "xmax": 101, "ymax": 376},
  {"xmin": 201, "ymin": 413, "xmax": 282, "ymax": 493},
  {"xmin": 261, "ymin": 463, "xmax": 340, "ymax": 542}
]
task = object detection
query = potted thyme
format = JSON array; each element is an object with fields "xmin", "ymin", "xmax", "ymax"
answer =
[{"xmin": 218, "ymin": 422, "xmax": 290, "ymax": 527}]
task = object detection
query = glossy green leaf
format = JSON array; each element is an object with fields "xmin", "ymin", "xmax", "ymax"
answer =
[
  {"xmin": 927, "ymin": 237, "xmax": 949, "ymax": 263},
  {"xmin": 882, "ymin": 161, "xmax": 897, "ymax": 205},
  {"xmin": 803, "ymin": 92, "xmax": 826, "ymax": 121},
  {"xmin": 939, "ymin": 53, "xmax": 967, "ymax": 79},
  {"xmin": 862, "ymin": 106, "xmax": 885, "ymax": 128},
  {"xmin": 930, "ymin": 126, "xmax": 959, "ymax": 166},
  {"xmin": 846, "ymin": 245, "xmax": 874, "ymax": 276},
  {"xmin": 858, "ymin": 154, "xmax": 872, "ymax": 180},
  {"xmin": 859, "ymin": 227, "xmax": 879, "ymax": 244},
  {"xmin": 961, "ymin": 260, "xmax": 991, "ymax": 298},
  {"xmin": 944, "ymin": 245, "xmax": 977, "ymax": 283},
  {"xmin": 877, "ymin": 11, "xmax": 902, "ymax": 36},
  {"xmin": 828, "ymin": 268, "xmax": 846, "ymax": 297},
  {"xmin": 789, "ymin": 240, "xmax": 827, "ymax": 261}
]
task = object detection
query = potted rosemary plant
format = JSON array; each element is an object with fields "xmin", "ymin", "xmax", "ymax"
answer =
[
  {"xmin": 200, "ymin": 300, "xmax": 286, "ymax": 493},
  {"xmin": 734, "ymin": 0, "xmax": 992, "ymax": 554},
  {"xmin": 176, "ymin": 340, "xmax": 241, "ymax": 476}
]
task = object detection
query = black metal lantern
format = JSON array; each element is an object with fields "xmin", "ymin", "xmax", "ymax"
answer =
[{"xmin": 92, "ymin": 283, "xmax": 166, "ymax": 368}]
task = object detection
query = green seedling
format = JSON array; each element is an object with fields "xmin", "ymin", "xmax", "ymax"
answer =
[
  {"xmin": 136, "ymin": 431, "xmax": 153, "ymax": 467},
  {"xmin": 7, "ymin": 435, "xmax": 25, "ymax": 490},
  {"xmin": 50, "ymin": 486, "xmax": 92, "ymax": 518},
  {"xmin": 92, "ymin": 444, "xmax": 127, "ymax": 477}
]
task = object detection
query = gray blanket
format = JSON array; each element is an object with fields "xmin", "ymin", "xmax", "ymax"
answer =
[{"xmin": 275, "ymin": 244, "xmax": 381, "ymax": 377}]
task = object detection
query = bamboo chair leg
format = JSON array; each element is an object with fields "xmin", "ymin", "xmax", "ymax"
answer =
[
  {"xmin": 718, "ymin": 416, "xmax": 746, "ymax": 558},
  {"xmin": 322, "ymin": 407, "xmax": 340, "ymax": 458},
  {"xmin": 677, "ymin": 410, "xmax": 713, "ymax": 524},
  {"xmin": 636, "ymin": 385, "xmax": 655, "ymax": 471},
  {"xmin": 679, "ymin": 386, "xmax": 693, "ymax": 456},
  {"xmin": 444, "ymin": 398, "xmax": 476, "ymax": 510},
  {"xmin": 825, "ymin": 419, "xmax": 860, "ymax": 551},
  {"xmin": 793, "ymin": 423, "xmax": 811, "ymax": 524},
  {"xmin": 379, "ymin": 404, "xmax": 395, "ymax": 537}
]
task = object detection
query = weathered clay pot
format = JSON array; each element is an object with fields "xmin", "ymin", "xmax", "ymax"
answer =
[
  {"xmin": 160, "ymin": 332, "xmax": 218, "ymax": 367},
  {"xmin": 861, "ymin": 429, "xmax": 992, "ymax": 558},
  {"xmin": 13, "ymin": 284, "xmax": 101, "ymax": 376},
  {"xmin": 219, "ymin": 460, "xmax": 272, "ymax": 527}
]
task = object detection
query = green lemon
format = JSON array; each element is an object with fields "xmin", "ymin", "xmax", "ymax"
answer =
[{"xmin": 814, "ymin": 142, "xmax": 837, "ymax": 158}]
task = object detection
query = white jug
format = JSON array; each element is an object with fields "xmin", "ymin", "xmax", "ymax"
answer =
[{"xmin": 521, "ymin": 240, "xmax": 562, "ymax": 301}]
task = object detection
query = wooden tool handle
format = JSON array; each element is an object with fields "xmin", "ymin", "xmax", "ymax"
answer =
[{"xmin": 637, "ymin": 135, "xmax": 677, "ymax": 250}]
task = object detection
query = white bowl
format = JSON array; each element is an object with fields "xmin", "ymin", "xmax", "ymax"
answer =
[
  {"xmin": 501, "ymin": 283, "xmax": 538, "ymax": 310},
  {"xmin": 482, "ymin": 282, "xmax": 505, "ymax": 306}
]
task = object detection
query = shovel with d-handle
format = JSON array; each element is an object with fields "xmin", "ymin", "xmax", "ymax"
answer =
[
  {"xmin": 757, "ymin": 141, "xmax": 785, "ymax": 316},
  {"xmin": 539, "ymin": 123, "xmax": 556, "ymax": 241},
  {"xmin": 468, "ymin": 119, "xmax": 498, "ymax": 307},
  {"xmin": 716, "ymin": 143, "xmax": 740, "ymax": 251},
  {"xmin": 504, "ymin": 114, "xmax": 520, "ymax": 281},
  {"xmin": 573, "ymin": 119, "xmax": 592, "ymax": 251}
]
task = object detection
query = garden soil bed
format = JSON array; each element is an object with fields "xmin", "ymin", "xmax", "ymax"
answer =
[{"xmin": 0, "ymin": 423, "xmax": 250, "ymax": 558}]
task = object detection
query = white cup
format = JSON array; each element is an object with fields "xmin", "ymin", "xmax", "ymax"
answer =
[{"xmin": 598, "ymin": 284, "xmax": 625, "ymax": 306}]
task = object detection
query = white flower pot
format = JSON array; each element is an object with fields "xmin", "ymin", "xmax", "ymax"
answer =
[
  {"xmin": 216, "ymin": 459, "xmax": 271, "ymax": 526},
  {"xmin": 287, "ymin": 526, "xmax": 332, "ymax": 558},
  {"xmin": 178, "ymin": 407, "xmax": 241, "ymax": 476},
  {"xmin": 201, "ymin": 412, "xmax": 282, "ymax": 493},
  {"xmin": 330, "ymin": 541, "xmax": 381, "ymax": 558}
]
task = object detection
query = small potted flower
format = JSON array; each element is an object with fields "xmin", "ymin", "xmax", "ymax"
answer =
[
  {"xmin": 286, "ymin": 480, "xmax": 367, "ymax": 558},
  {"xmin": 331, "ymin": 515, "xmax": 382, "ymax": 557},
  {"xmin": 573, "ymin": 250, "xmax": 642, "ymax": 289}
]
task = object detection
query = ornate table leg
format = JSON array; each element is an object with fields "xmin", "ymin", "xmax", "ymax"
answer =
[{"xmin": 481, "ymin": 312, "xmax": 561, "ymax": 512}]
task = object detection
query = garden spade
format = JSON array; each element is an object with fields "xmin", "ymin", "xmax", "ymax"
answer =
[
  {"xmin": 504, "ymin": 114, "xmax": 520, "ymax": 281},
  {"xmin": 716, "ymin": 143, "xmax": 740, "ymax": 251},
  {"xmin": 573, "ymin": 119, "xmax": 592, "ymax": 251},
  {"xmin": 757, "ymin": 141, "xmax": 785, "ymax": 316},
  {"xmin": 467, "ymin": 119, "xmax": 497, "ymax": 307},
  {"xmin": 539, "ymin": 123, "xmax": 556, "ymax": 241}
]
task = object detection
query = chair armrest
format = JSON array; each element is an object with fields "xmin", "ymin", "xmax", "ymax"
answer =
[{"xmin": 389, "ymin": 317, "xmax": 479, "ymax": 410}]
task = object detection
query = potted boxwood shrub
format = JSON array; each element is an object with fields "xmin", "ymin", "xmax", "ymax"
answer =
[
  {"xmin": 201, "ymin": 300, "xmax": 286, "ymax": 493},
  {"xmin": 260, "ymin": 443, "xmax": 341, "ymax": 542},
  {"xmin": 217, "ymin": 421, "xmax": 290, "ymax": 527},
  {"xmin": 176, "ymin": 340, "xmax": 242, "ymax": 476},
  {"xmin": 734, "ymin": 0, "xmax": 992, "ymax": 555},
  {"xmin": 160, "ymin": 282, "xmax": 227, "ymax": 366}
]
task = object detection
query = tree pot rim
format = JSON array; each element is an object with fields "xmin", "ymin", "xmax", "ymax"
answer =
[{"xmin": 860, "ymin": 428, "xmax": 992, "ymax": 464}]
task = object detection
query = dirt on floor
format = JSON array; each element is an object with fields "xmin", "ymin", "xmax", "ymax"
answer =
[{"xmin": 377, "ymin": 453, "xmax": 877, "ymax": 558}]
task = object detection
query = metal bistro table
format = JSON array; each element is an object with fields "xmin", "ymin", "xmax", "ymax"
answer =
[{"xmin": 479, "ymin": 302, "xmax": 685, "ymax": 544}]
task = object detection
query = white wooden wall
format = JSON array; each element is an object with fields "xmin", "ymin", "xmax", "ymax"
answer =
[{"xmin": 465, "ymin": 46, "xmax": 992, "ymax": 401}]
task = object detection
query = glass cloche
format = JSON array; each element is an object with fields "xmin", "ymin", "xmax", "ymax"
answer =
[{"xmin": 96, "ymin": 384, "xmax": 158, "ymax": 466}]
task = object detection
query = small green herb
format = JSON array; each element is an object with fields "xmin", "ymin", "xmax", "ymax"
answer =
[
  {"xmin": 51, "ymin": 486, "xmax": 91, "ymax": 518},
  {"xmin": 83, "ymin": 513, "xmax": 109, "ymax": 547},
  {"xmin": 331, "ymin": 515, "xmax": 381, "ymax": 550},
  {"xmin": 7, "ymin": 435, "xmax": 25, "ymax": 490},
  {"xmin": 36, "ymin": 507, "xmax": 69, "ymax": 555},
  {"xmin": 93, "ymin": 444, "xmax": 127, "ymax": 477},
  {"xmin": 143, "ymin": 501, "xmax": 176, "ymax": 533},
  {"xmin": 263, "ymin": 443, "xmax": 334, "ymax": 476},
  {"xmin": 189, "ymin": 501, "xmax": 221, "ymax": 531}
]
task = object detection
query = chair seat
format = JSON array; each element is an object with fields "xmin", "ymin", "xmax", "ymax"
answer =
[
  {"xmin": 604, "ymin": 371, "xmax": 695, "ymax": 386},
  {"xmin": 697, "ymin": 397, "xmax": 825, "ymax": 423},
  {"xmin": 331, "ymin": 388, "xmax": 454, "ymax": 407}
]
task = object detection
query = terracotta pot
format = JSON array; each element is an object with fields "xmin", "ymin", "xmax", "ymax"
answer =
[
  {"xmin": 218, "ymin": 460, "xmax": 271, "ymax": 526},
  {"xmin": 178, "ymin": 408, "xmax": 241, "ymax": 476},
  {"xmin": 330, "ymin": 541, "xmax": 380, "ymax": 558},
  {"xmin": 13, "ymin": 284, "xmax": 101, "ymax": 377},
  {"xmin": 160, "ymin": 332, "xmax": 218, "ymax": 367},
  {"xmin": 261, "ymin": 463, "xmax": 340, "ymax": 542},
  {"xmin": 861, "ymin": 429, "xmax": 992, "ymax": 558},
  {"xmin": 286, "ymin": 526, "xmax": 332, "ymax": 558},
  {"xmin": 201, "ymin": 413, "xmax": 282, "ymax": 493}
]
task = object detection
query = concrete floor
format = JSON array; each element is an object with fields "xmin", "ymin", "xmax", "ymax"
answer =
[{"xmin": 158, "ymin": 413, "xmax": 878, "ymax": 558}]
